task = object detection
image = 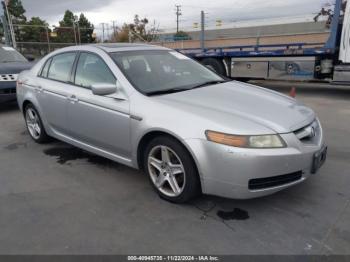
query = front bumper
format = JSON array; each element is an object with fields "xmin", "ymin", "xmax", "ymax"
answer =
[
  {"xmin": 0, "ymin": 81, "xmax": 16, "ymax": 103},
  {"xmin": 185, "ymin": 129, "xmax": 325, "ymax": 199}
]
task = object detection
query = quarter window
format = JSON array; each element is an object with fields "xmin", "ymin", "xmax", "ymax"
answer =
[
  {"xmin": 74, "ymin": 52, "xmax": 116, "ymax": 88},
  {"xmin": 47, "ymin": 52, "xmax": 76, "ymax": 82}
]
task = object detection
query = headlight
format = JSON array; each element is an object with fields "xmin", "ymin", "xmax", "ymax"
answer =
[{"xmin": 205, "ymin": 130, "xmax": 286, "ymax": 148}]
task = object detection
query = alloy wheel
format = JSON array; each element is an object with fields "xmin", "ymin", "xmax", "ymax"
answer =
[
  {"xmin": 25, "ymin": 108, "xmax": 41, "ymax": 140},
  {"xmin": 147, "ymin": 145, "xmax": 186, "ymax": 197}
]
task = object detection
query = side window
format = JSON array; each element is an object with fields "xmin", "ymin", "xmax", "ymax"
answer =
[
  {"xmin": 74, "ymin": 52, "xmax": 116, "ymax": 88},
  {"xmin": 48, "ymin": 52, "xmax": 76, "ymax": 82},
  {"xmin": 40, "ymin": 58, "xmax": 52, "ymax": 78}
]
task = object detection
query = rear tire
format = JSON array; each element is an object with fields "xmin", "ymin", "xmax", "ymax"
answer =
[
  {"xmin": 201, "ymin": 58, "xmax": 226, "ymax": 76},
  {"xmin": 24, "ymin": 104, "xmax": 51, "ymax": 144},
  {"xmin": 143, "ymin": 136, "xmax": 201, "ymax": 203}
]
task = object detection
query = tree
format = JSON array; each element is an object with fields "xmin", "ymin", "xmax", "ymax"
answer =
[
  {"xmin": 59, "ymin": 10, "xmax": 77, "ymax": 27},
  {"xmin": 78, "ymin": 13, "xmax": 95, "ymax": 43},
  {"xmin": 22, "ymin": 17, "xmax": 48, "ymax": 42},
  {"xmin": 314, "ymin": 0, "xmax": 347, "ymax": 28},
  {"xmin": 3, "ymin": 0, "xmax": 27, "ymax": 42},
  {"xmin": 19, "ymin": 17, "xmax": 50, "ymax": 56},
  {"xmin": 55, "ymin": 10, "xmax": 77, "ymax": 43},
  {"xmin": 113, "ymin": 15, "xmax": 159, "ymax": 43},
  {"xmin": 55, "ymin": 10, "xmax": 95, "ymax": 44},
  {"xmin": 6, "ymin": 0, "xmax": 26, "ymax": 23},
  {"xmin": 111, "ymin": 23, "xmax": 130, "ymax": 42},
  {"xmin": 130, "ymin": 15, "xmax": 148, "ymax": 39}
]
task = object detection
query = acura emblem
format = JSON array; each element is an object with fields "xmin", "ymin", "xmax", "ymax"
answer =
[{"xmin": 303, "ymin": 126, "xmax": 316, "ymax": 138}]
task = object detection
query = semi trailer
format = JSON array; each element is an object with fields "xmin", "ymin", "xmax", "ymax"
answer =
[{"xmin": 177, "ymin": 0, "xmax": 350, "ymax": 83}]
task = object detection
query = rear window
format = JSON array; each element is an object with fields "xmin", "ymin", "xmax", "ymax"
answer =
[{"xmin": 0, "ymin": 46, "xmax": 27, "ymax": 63}]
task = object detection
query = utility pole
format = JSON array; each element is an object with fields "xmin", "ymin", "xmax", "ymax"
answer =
[
  {"xmin": 3, "ymin": 0, "xmax": 16, "ymax": 48},
  {"xmin": 0, "ymin": 1, "xmax": 10, "ymax": 45},
  {"xmin": 1, "ymin": 14, "xmax": 11, "ymax": 45},
  {"xmin": 111, "ymin": 20, "xmax": 117, "ymax": 37},
  {"xmin": 200, "ymin": 10, "xmax": 205, "ymax": 50},
  {"xmin": 106, "ymin": 23, "xmax": 110, "ymax": 42},
  {"xmin": 101, "ymin": 23, "xmax": 106, "ymax": 42},
  {"xmin": 77, "ymin": 22, "xmax": 81, "ymax": 44},
  {"xmin": 175, "ymin": 4, "xmax": 182, "ymax": 33},
  {"xmin": 45, "ymin": 27, "xmax": 51, "ymax": 52},
  {"xmin": 72, "ymin": 21, "xmax": 77, "ymax": 45}
]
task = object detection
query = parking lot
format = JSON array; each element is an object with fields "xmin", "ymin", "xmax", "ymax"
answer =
[{"xmin": 0, "ymin": 85, "xmax": 349, "ymax": 255}]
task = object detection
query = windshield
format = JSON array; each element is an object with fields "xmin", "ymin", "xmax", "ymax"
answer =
[
  {"xmin": 111, "ymin": 50, "xmax": 224, "ymax": 95},
  {"xmin": 0, "ymin": 46, "xmax": 28, "ymax": 63}
]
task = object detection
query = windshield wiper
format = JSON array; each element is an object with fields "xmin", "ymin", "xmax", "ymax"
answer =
[
  {"xmin": 147, "ymin": 80, "xmax": 229, "ymax": 96},
  {"xmin": 147, "ymin": 87, "xmax": 190, "ymax": 96},
  {"xmin": 188, "ymin": 80, "xmax": 229, "ymax": 90}
]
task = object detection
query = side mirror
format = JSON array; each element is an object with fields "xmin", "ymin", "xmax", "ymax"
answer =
[{"xmin": 91, "ymin": 83, "xmax": 117, "ymax": 96}]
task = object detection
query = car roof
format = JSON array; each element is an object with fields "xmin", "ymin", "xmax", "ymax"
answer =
[
  {"xmin": 49, "ymin": 43, "xmax": 171, "ymax": 55},
  {"xmin": 92, "ymin": 43, "xmax": 170, "ymax": 53}
]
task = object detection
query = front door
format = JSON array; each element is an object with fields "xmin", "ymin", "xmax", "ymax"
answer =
[{"xmin": 66, "ymin": 52, "xmax": 131, "ymax": 160}]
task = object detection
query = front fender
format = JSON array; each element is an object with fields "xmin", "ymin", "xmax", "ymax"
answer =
[{"xmin": 130, "ymin": 124, "xmax": 204, "ymax": 179}]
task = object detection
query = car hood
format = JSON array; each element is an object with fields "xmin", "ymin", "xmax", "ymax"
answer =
[
  {"xmin": 155, "ymin": 81, "xmax": 315, "ymax": 134},
  {"xmin": 0, "ymin": 61, "xmax": 33, "ymax": 74}
]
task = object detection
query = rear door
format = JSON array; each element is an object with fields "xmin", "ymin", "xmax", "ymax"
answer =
[
  {"xmin": 37, "ymin": 52, "xmax": 77, "ymax": 135},
  {"xmin": 66, "ymin": 52, "xmax": 131, "ymax": 160}
]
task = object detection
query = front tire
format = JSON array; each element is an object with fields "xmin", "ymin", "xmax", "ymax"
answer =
[
  {"xmin": 24, "ymin": 104, "xmax": 50, "ymax": 144},
  {"xmin": 143, "ymin": 136, "xmax": 201, "ymax": 203}
]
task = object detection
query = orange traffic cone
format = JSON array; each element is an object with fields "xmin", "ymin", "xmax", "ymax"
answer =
[{"xmin": 289, "ymin": 87, "xmax": 296, "ymax": 98}]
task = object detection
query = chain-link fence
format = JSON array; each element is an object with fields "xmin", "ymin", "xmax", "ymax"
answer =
[
  {"xmin": 10, "ymin": 23, "xmax": 96, "ymax": 58},
  {"xmin": 4, "ymin": 16, "xmax": 331, "ymax": 60}
]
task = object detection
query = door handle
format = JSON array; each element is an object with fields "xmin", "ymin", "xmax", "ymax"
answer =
[{"xmin": 67, "ymin": 95, "xmax": 79, "ymax": 103}]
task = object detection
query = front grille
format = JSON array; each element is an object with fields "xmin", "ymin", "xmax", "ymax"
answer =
[
  {"xmin": 0, "ymin": 88, "xmax": 16, "ymax": 94},
  {"xmin": 0, "ymin": 74, "xmax": 18, "ymax": 81},
  {"xmin": 249, "ymin": 171, "xmax": 303, "ymax": 190}
]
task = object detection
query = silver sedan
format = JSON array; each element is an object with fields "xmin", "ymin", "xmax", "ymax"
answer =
[{"xmin": 17, "ymin": 44, "xmax": 327, "ymax": 203}]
